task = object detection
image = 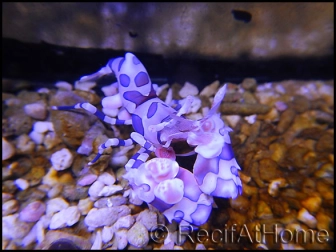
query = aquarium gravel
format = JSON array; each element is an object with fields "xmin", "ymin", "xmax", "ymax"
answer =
[{"xmin": 2, "ymin": 76, "xmax": 334, "ymax": 250}]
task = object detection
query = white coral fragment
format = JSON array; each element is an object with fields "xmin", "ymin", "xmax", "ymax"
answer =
[{"xmin": 50, "ymin": 148, "xmax": 74, "ymax": 171}]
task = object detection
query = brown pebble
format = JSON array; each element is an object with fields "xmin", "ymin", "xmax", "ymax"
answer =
[
  {"xmin": 276, "ymin": 108, "xmax": 296, "ymax": 134},
  {"xmin": 249, "ymin": 161, "xmax": 266, "ymax": 188},
  {"xmin": 313, "ymin": 110, "xmax": 334, "ymax": 125},
  {"xmin": 316, "ymin": 212, "xmax": 332, "ymax": 231},
  {"xmin": 241, "ymin": 78, "xmax": 257, "ymax": 92},
  {"xmin": 301, "ymin": 195, "xmax": 322, "ymax": 214},
  {"xmin": 315, "ymin": 132, "xmax": 334, "ymax": 153},
  {"xmin": 62, "ymin": 185, "xmax": 89, "ymax": 201},
  {"xmin": 285, "ymin": 145, "xmax": 310, "ymax": 169},
  {"xmin": 258, "ymin": 159, "xmax": 281, "ymax": 181},
  {"xmin": 301, "ymin": 178, "xmax": 316, "ymax": 194},
  {"xmin": 16, "ymin": 187, "xmax": 46, "ymax": 202},
  {"xmin": 256, "ymin": 200, "xmax": 273, "ymax": 219},
  {"xmin": 2, "ymin": 180, "xmax": 18, "ymax": 194},
  {"xmin": 229, "ymin": 195, "xmax": 250, "ymax": 213},
  {"xmin": 290, "ymin": 95, "xmax": 310, "ymax": 113},
  {"xmin": 297, "ymin": 127, "xmax": 325, "ymax": 140},
  {"xmin": 3, "ymin": 107, "xmax": 33, "ymax": 137},
  {"xmin": 220, "ymin": 103, "xmax": 271, "ymax": 116},
  {"xmin": 242, "ymin": 91, "xmax": 258, "ymax": 104}
]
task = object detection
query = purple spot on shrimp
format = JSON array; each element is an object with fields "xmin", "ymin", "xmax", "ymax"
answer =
[
  {"xmin": 150, "ymin": 197, "xmax": 173, "ymax": 212},
  {"xmin": 231, "ymin": 166, "xmax": 238, "ymax": 176},
  {"xmin": 173, "ymin": 210, "xmax": 184, "ymax": 222},
  {"xmin": 132, "ymin": 56, "xmax": 141, "ymax": 65},
  {"xmin": 119, "ymin": 74, "xmax": 130, "ymax": 87},
  {"xmin": 123, "ymin": 90, "xmax": 157, "ymax": 107},
  {"xmin": 132, "ymin": 159, "xmax": 144, "ymax": 169},
  {"xmin": 134, "ymin": 72, "xmax": 149, "ymax": 87},
  {"xmin": 219, "ymin": 143, "xmax": 234, "ymax": 160},
  {"xmin": 193, "ymin": 155, "xmax": 219, "ymax": 185},
  {"xmin": 190, "ymin": 204, "xmax": 212, "ymax": 226},
  {"xmin": 144, "ymin": 142, "xmax": 152, "ymax": 150},
  {"xmin": 176, "ymin": 168, "xmax": 202, "ymax": 201},
  {"xmin": 211, "ymin": 178, "xmax": 238, "ymax": 198},
  {"xmin": 132, "ymin": 114, "xmax": 144, "ymax": 135},
  {"xmin": 118, "ymin": 58, "xmax": 125, "ymax": 72},
  {"xmin": 147, "ymin": 102, "xmax": 158, "ymax": 118}
]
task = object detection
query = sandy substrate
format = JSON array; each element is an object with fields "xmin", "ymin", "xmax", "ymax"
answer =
[{"xmin": 2, "ymin": 77, "xmax": 334, "ymax": 250}]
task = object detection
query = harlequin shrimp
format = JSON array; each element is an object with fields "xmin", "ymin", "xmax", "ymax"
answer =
[{"xmin": 52, "ymin": 52, "xmax": 242, "ymax": 226}]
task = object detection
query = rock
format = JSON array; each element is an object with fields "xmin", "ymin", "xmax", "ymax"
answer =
[
  {"xmin": 2, "ymin": 193, "xmax": 14, "ymax": 203},
  {"xmin": 316, "ymin": 212, "xmax": 332, "ymax": 231},
  {"xmin": 46, "ymin": 197, "xmax": 69, "ymax": 216},
  {"xmin": 77, "ymin": 174, "xmax": 98, "ymax": 186},
  {"xmin": 220, "ymin": 103, "xmax": 271, "ymax": 116},
  {"xmin": 2, "ymin": 214, "xmax": 32, "ymax": 240},
  {"xmin": 286, "ymin": 145, "xmax": 310, "ymax": 169},
  {"xmin": 24, "ymin": 102, "xmax": 47, "ymax": 120},
  {"xmin": 257, "ymin": 200, "xmax": 273, "ymax": 219},
  {"xmin": 2, "ymin": 137, "xmax": 15, "ymax": 160},
  {"xmin": 297, "ymin": 208, "xmax": 317, "ymax": 228},
  {"xmin": 274, "ymin": 101, "xmax": 288, "ymax": 112},
  {"xmin": 200, "ymin": 80, "xmax": 219, "ymax": 97},
  {"xmin": 2, "ymin": 199, "xmax": 19, "ymax": 216},
  {"xmin": 47, "ymin": 184, "xmax": 63, "ymax": 198},
  {"xmin": 179, "ymin": 81, "xmax": 199, "ymax": 98},
  {"xmin": 244, "ymin": 114, "xmax": 257, "ymax": 124},
  {"xmin": 62, "ymin": 184, "xmax": 89, "ymax": 201},
  {"xmin": 42, "ymin": 167, "xmax": 75, "ymax": 186},
  {"xmin": 3, "ymin": 107, "xmax": 33, "ymax": 137},
  {"xmin": 113, "ymin": 215, "xmax": 135, "ymax": 230},
  {"xmin": 314, "ymin": 163, "xmax": 333, "ymax": 179},
  {"xmin": 77, "ymin": 120, "xmax": 106, "ymax": 156},
  {"xmin": 50, "ymin": 148, "xmax": 74, "ymax": 171},
  {"xmin": 229, "ymin": 195, "xmax": 250, "ymax": 213},
  {"xmin": 127, "ymin": 222, "xmax": 149, "ymax": 248},
  {"xmin": 113, "ymin": 229, "xmax": 128, "ymax": 250},
  {"xmin": 102, "ymin": 226, "xmax": 114, "ymax": 243},
  {"xmin": 19, "ymin": 201, "xmax": 46, "ymax": 222},
  {"xmin": 14, "ymin": 178, "xmax": 30, "ymax": 190},
  {"xmin": 258, "ymin": 159, "xmax": 281, "ymax": 181},
  {"xmin": 50, "ymin": 90, "xmax": 94, "ymax": 148},
  {"xmin": 290, "ymin": 95, "xmax": 310, "ymax": 113},
  {"xmin": 225, "ymin": 115, "xmax": 241, "ymax": 128},
  {"xmin": 136, "ymin": 209, "xmax": 158, "ymax": 231},
  {"xmin": 88, "ymin": 180, "xmax": 105, "ymax": 199},
  {"xmin": 77, "ymin": 197, "xmax": 93, "ymax": 216},
  {"xmin": 94, "ymin": 195, "xmax": 128, "ymax": 208},
  {"xmin": 49, "ymin": 206, "xmax": 80, "ymax": 229},
  {"xmin": 16, "ymin": 187, "xmax": 46, "ymax": 203},
  {"xmin": 21, "ymin": 220, "xmax": 45, "ymax": 247},
  {"xmin": 195, "ymin": 243, "xmax": 207, "ymax": 250},
  {"xmin": 276, "ymin": 108, "xmax": 296, "ymax": 134},
  {"xmin": 241, "ymin": 78, "xmax": 257, "ymax": 92},
  {"xmin": 97, "ymin": 172, "xmax": 116, "ymax": 186},
  {"xmin": 43, "ymin": 131, "xmax": 62, "ymax": 150},
  {"xmin": 315, "ymin": 132, "xmax": 334, "ymax": 153},
  {"xmin": 301, "ymin": 195, "xmax": 322, "ymax": 214},
  {"xmin": 33, "ymin": 121, "xmax": 54, "ymax": 133},
  {"xmin": 91, "ymin": 230, "xmax": 102, "ymax": 250},
  {"xmin": 55, "ymin": 81, "xmax": 73, "ymax": 91},
  {"xmin": 84, "ymin": 205, "xmax": 131, "ymax": 228},
  {"xmin": 15, "ymin": 134, "xmax": 35, "ymax": 154},
  {"xmin": 268, "ymin": 178, "xmax": 288, "ymax": 197},
  {"xmin": 98, "ymin": 185, "xmax": 123, "ymax": 197}
]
